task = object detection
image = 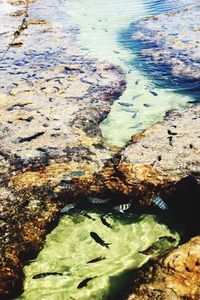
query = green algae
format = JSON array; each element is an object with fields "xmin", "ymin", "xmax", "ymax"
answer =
[{"xmin": 19, "ymin": 213, "xmax": 179, "ymax": 300}]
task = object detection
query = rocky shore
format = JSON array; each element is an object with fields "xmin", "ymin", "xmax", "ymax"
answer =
[
  {"xmin": 131, "ymin": 4, "xmax": 200, "ymax": 88},
  {"xmin": 0, "ymin": 0, "xmax": 199, "ymax": 299},
  {"xmin": 127, "ymin": 236, "xmax": 200, "ymax": 300}
]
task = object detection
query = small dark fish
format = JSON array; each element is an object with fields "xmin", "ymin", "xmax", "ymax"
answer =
[
  {"xmin": 67, "ymin": 171, "xmax": 85, "ymax": 177},
  {"xmin": 167, "ymin": 129, "xmax": 177, "ymax": 136},
  {"xmin": 143, "ymin": 103, "xmax": 152, "ymax": 107},
  {"xmin": 60, "ymin": 203, "xmax": 76, "ymax": 213},
  {"xmin": 87, "ymin": 256, "xmax": 106, "ymax": 264},
  {"xmin": 139, "ymin": 246, "xmax": 154, "ymax": 256},
  {"xmin": 152, "ymin": 195, "xmax": 168, "ymax": 210},
  {"xmin": 118, "ymin": 102, "xmax": 133, "ymax": 107},
  {"xmin": 83, "ymin": 212, "xmax": 96, "ymax": 221},
  {"xmin": 135, "ymin": 79, "xmax": 141, "ymax": 85},
  {"xmin": 100, "ymin": 216, "xmax": 112, "ymax": 228},
  {"xmin": 132, "ymin": 94, "xmax": 143, "ymax": 100},
  {"xmin": 90, "ymin": 232, "xmax": 111, "ymax": 248},
  {"xmin": 113, "ymin": 203, "xmax": 131, "ymax": 213},
  {"xmin": 77, "ymin": 277, "xmax": 97, "ymax": 289},
  {"xmin": 122, "ymin": 108, "xmax": 137, "ymax": 113},
  {"xmin": 150, "ymin": 90, "xmax": 158, "ymax": 96},
  {"xmin": 132, "ymin": 111, "xmax": 138, "ymax": 118},
  {"xmin": 32, "ymin": 272, "xmax": 63, "ymax": 279},
  {"xmin": 129, "ymin": 123, "xmax": 142, "ymax": 129}
]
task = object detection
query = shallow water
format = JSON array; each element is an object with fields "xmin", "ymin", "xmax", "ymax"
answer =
[
  {"xmin": 19, "ymin": 212, "xmax": 179, "ymax": 300},
  {"xmin": 63, "ymin": 0, "xmax": 196, "ymax": 146}
]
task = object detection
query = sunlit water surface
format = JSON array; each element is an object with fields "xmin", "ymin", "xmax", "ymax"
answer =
[{"xmin": 19, "ymin": 213, "xmax": 179, "ymax": 300}]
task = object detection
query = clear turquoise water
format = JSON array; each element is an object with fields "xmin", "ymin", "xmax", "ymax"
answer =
[{"xmin": 63, "ymin": 0, "xmax": 194, "ymax": 147}]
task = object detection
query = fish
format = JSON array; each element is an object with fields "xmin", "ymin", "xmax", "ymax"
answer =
[
  {"xmin": 143, "ymin": 103, "xmax": 152, "ymax": 107},
  {"xmin": 88, "ymin": 197, "xmax": 110, "ymax": 204},
  {"xmin": 82, "ymin": 212, "xmax": 96, "ymax": 221},
  {"xmin": 118, "ymin": 102, "xmax": 133, "ymax": 107},
  {"xmin": 135, "ymin": 79, "xmax": 141, "ymax": 85},
  {"xmin": 59, "ymin": 180, "xmax": 75, "ymax": 190},
  {"xmin": 132, "ymin": 94, "xmax": 143, "ymax": 100},
  {"xmin": 32, "ymin": 272, "xmax": 63, "ymax": 279},
  {"xmin": 67, "ymin": 171, "xmax": 85, "ymax": 177},
  {"xmin": 152, "ymin": 195, "xmax": 168, "ymax": 210},
  {"xmin": 150, "ymin": 90, "xmax": 158, "ymax": 96},
  {"xmin": 87, "ymin": 256, "xmax": 106, "ymax": 264},
  {"xmin": 90, "ymin": 232, "xmax": 111, "ymax": 249},
  {"xmin": 100, "ymin": 216, "xmax": 112, "ymax": 228},
  {"xmin": 60, "ymin": 203, "xmax": 76, "ymax": 213},
  {"xmin": 132, "ymin": 111, "xmax": 138, "ymax": 118},
  {"xmin": 122, "ymin": 108, "xmax": 137, "ymax": 113},
  {"xmin": 129, "ymin": 123, "xmax": 142, "ymax": 129},
  {"xmin": 77, "ymin": 277, "xmax": 97, "ymax": 289},
  {"xmin": 113, "ymin": 203, "xmax": 131, "ymax": 213}
]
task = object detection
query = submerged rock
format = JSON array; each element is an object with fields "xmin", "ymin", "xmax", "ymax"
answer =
[
  {"xmin": 127, "ymin": 235, "xmax": 200, "ymax": 300},
  {"xmin": 131, "ymin": 4, "xmax": 200, "ymax": 85}
]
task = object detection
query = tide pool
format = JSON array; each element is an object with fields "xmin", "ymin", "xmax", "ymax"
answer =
[
  {"xmin": 63, "ymin": 0, "xmax": 194, "ymax": 146},
  {"xmin": 19, "ymin": 213, "xmax": 179, "ymax": 300}
]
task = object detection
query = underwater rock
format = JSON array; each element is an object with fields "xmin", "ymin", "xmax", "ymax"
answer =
[
  {"xmin": 131, "ymin": 4, "xmax": 200, "ymax": 83},
  {"xmin": 127, "ymin": 235, "xmax": 200, "ymax": 300}
]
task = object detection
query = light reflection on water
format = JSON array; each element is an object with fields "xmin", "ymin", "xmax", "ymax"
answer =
[{"xmin": 19, "ymin": 212, "xmax": 179, "ymax": 300}]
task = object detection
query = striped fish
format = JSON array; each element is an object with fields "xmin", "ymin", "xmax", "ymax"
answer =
[
  {"xmin": 88, "ymin": 197, "xmax": 110, "ymax": 204},
  {"xmin": 152, "ymin": 196, "xmax": 168, "ymax": 210},
  {"xmin": 113, "ymin": 203, "xmax": 131, "ymax": 213}
]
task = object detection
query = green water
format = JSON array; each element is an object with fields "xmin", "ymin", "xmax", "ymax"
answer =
[{"xmin": 19, "ymin": 213, "xmax": 179, "ymax": 300}]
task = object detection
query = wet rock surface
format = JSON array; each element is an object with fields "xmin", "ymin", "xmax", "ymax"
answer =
[
  {"xmin": 131, "ymin": 4, "xmax": 200, "ymax": 87},
  {"xmin": 114, "ymin": 105, "xmax": 200, "ymax": 236},
  {"xmin": 0, "ymin": 0, "xmax": 199, "ymax": 299},
  {"xmin": 127, "ymin": 235, "xmax": 200, "ymax": 300}
]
